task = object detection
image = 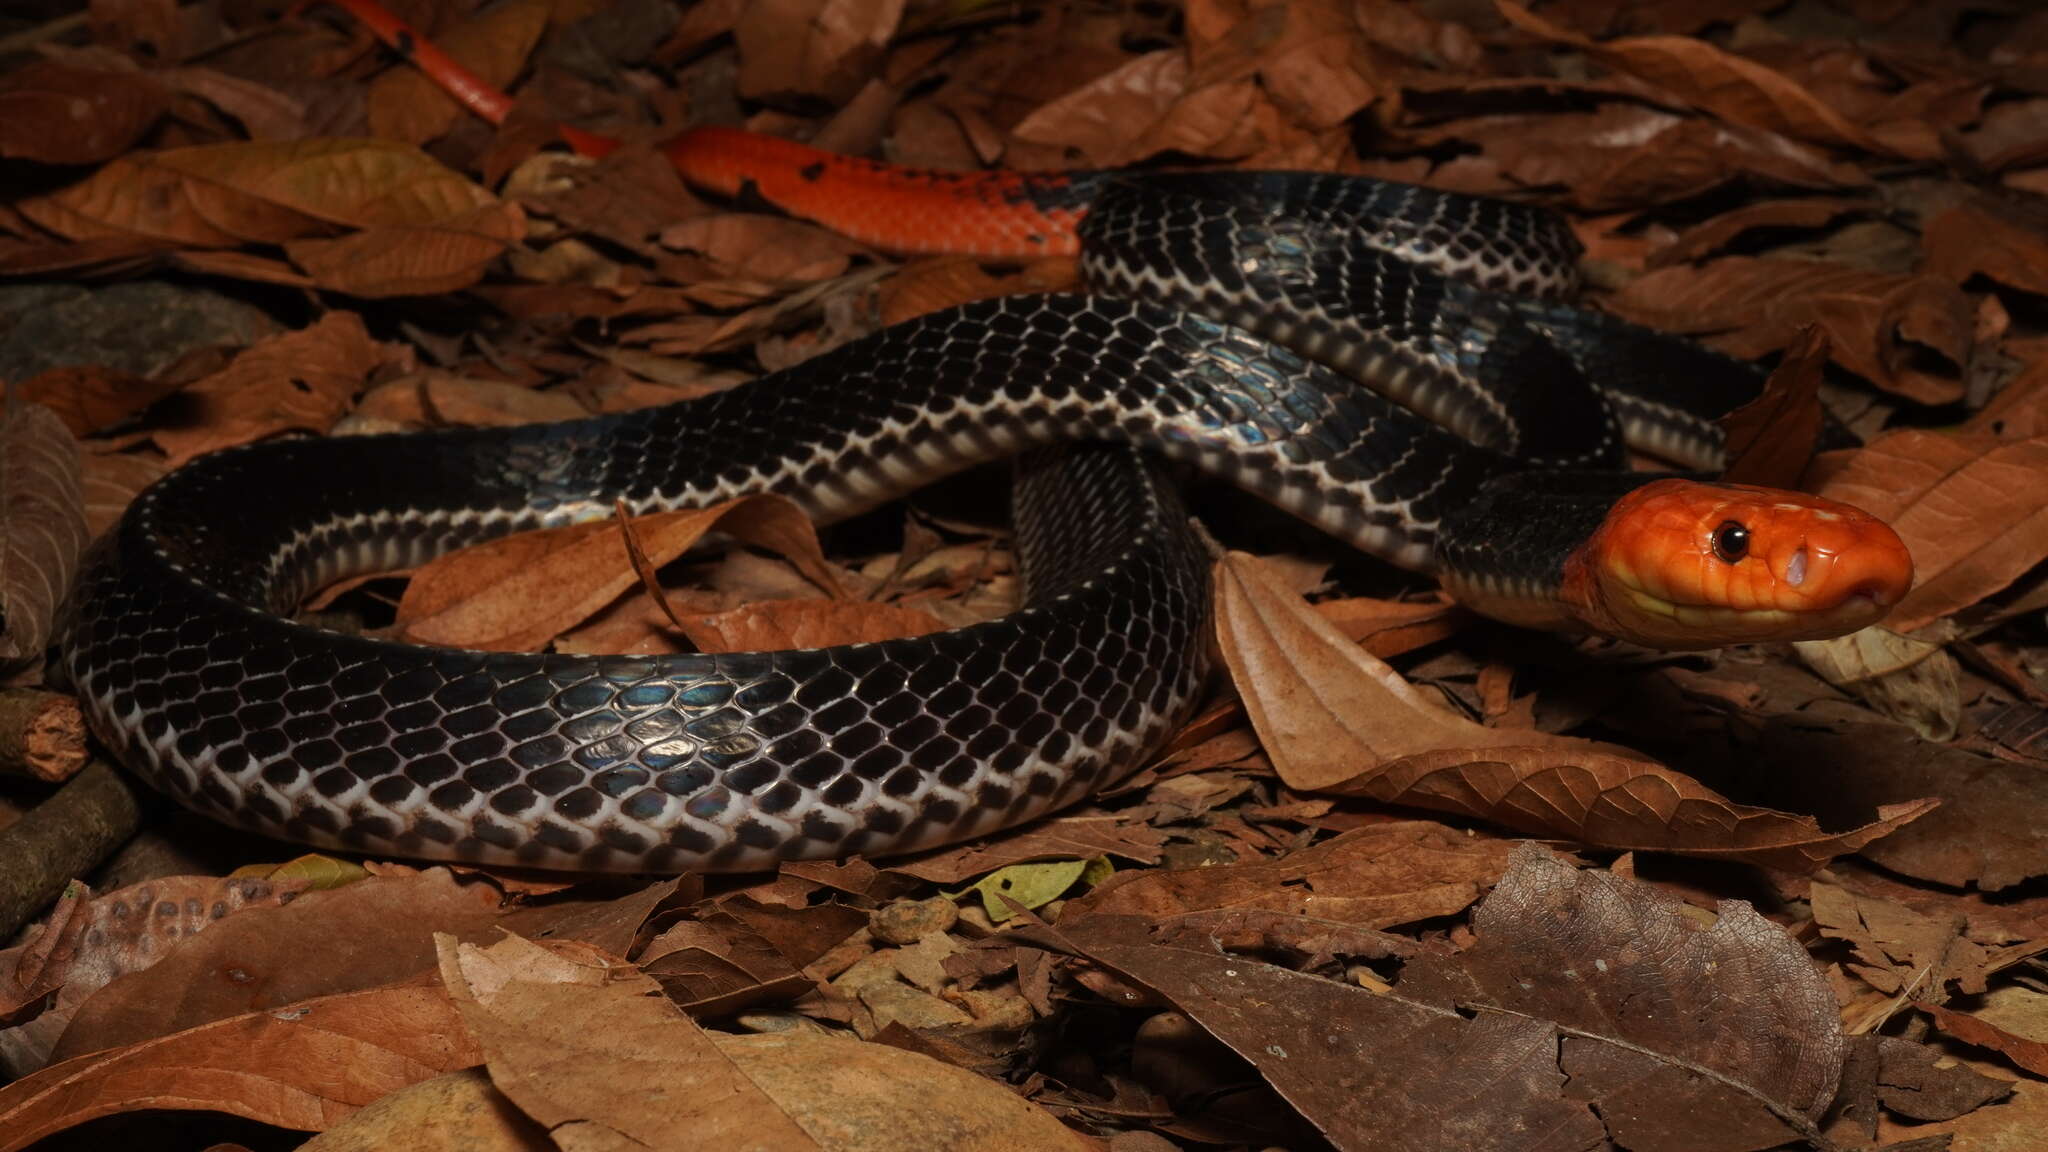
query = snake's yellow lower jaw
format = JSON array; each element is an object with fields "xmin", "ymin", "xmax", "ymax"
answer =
[{"xmin": 1605, "ymin": 585, "xmax": 1895, "ymax": 650}]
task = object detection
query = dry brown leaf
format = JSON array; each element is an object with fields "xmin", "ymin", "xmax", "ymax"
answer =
[
  {"xmin": 679, "ymin": 598, "xmax": 950, "ymax": 653},
  {"xmin": 1921, "ymin": 201, "xmax": 2048, "ymax": 298},
  {"xmin": 298, "ymin": 1068, "xmax": 549, "ymax": 1152},
  {"xmin": 0, "ymin": 982, "xmax": 481, "ymax": 1152},
  {"xmin": 1213, "ymin": 550, "xmax": 1614, "ymax": 788},
  {"xmin": 733, "ymin": 0, "xmax": 906, "ymax": 107},
  {"xmin": 1606, "ymin": 257, "xmax": 1971, "ymax": 404},
  {"xmin": 1650, "ymin": 197, "xmax": 1870, "ymax": 267},
  {"xmin": 397, "ymin": 494, "xmax": 837, "ymax": 652},
  {"xmin": 1718, "ymin": 323, "xmax": 1826, "ymax": 489},
  {"xmin": 1009, "ymin": 50, "xmax": 1191, "ymax": 164},
  {"xmin": 1215, "ymin": 551, "xmax": 1933, "ymax": 870},
  {"xmin": 78, "ymin": 452, "xmax": 164, "ymax": 539},
  {"xmin": 149, "ymin": 311, "xmax": 395, "ymax": 465},
  {"xmin": 354, "ymin": 372, "xmax": 591, "ymax": 427},
  {"xmin": 1496, "ymin": 1, "xmax": 1884, "ymax": 153},
  {"xmin": 16, "ymin": 138, "xmax": 499, "ymax": 247},
  {"xmin": 439, "ymin": 932, "xmax": 823, "ymax": 1150},
  {"xmin": 285, "ymin": 200, "xmax": 526, "ymax": 297},
  {"xmin": 1067, "ymin": 821, "xmax": 1519, "ymax": 930},
  {"xmin": 1916, "ymin": 1002, "xmax": 2048, "ymax": 1079},
  {"xmin": 659, "ymin": 214, "xmax": 872, "ymax": 284},
  {"xmin": 0, "ymin": 875, "xmax": 303, "ymax": 1071},
  {"xmin": 366, "ymin": 0, "xmax": 550, "ymax": 146},
  {"xmin": 1808, "ymin": 431, "xmax": 2048, "ymax": 631},
  {"xmin": 11, "ymin": 364, "xmax": 186, "ymax": 438},
  {"xmin": 0, "ymin": 403, "xmax": 87, "ymax": 664},
  {"xmin": 1399, "ymin": 844, "xmax": 1846, "ymax": 1151},
  {"xmin": 0, "ymin": 60, "xmax": 166, "ymax": 166},
  {"xmin": 1311, "ymin": 595, "xmax": 1463, "ymax": 659},
  {"xmin": 44, "ymin": 869, "xmax": 507, "ymax": 1064},
  {"xmin": 1809, "ymin": 880, "xmax": 1987, "ymax": 999}
]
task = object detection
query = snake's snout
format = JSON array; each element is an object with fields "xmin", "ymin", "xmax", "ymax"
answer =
[{"xmin": 1572, "ymin": 478, "xmax": 1914, "ymax": 649}]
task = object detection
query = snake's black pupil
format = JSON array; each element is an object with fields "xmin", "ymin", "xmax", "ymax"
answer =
[{"xmin": 1712, "ymin": 520, "xmax": 1750, "ymax": 563}]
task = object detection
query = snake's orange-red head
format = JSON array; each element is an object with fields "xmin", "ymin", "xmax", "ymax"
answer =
[{"xmin": 1564, "ymin": 479, "xmax": 1913, "ymax": 649}]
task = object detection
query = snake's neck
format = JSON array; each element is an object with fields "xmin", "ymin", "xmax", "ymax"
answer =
[{"xmin": 1431, "ymin": 472, "xmax": 1670, "ymax": 635}]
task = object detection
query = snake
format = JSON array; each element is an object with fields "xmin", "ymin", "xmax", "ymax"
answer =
[{"xmin": 51, "ymin": 2, "xmax": 1915, "ymax": 873}]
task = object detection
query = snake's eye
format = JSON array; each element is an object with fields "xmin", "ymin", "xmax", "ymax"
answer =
[{"xmin": 1711, "ymin": 520, "xmax": 1750, "ymax": 564}]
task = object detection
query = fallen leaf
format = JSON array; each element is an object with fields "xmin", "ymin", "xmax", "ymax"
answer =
[
  {"xmin": 0, "ymin": 403, "xmax": 88, "ymax": 664},
  {"xmin": 396, "ymin": 494, "xmax": 837, "ymax": 652},
  {"xmin": 298, "ymin": 1067, "xmax": 550, "ymax": 1152},
  {"xmin": 0, "ymin": 982, "xmax": 481, "ymax": 1152},
  {"xmin": 149, "ymin": 311, "xmax": 396, "ymax": 465},
  {"xmin": 1067, "ymin": 821, "xmax": 1519, "ymax": 930},
  {"xmin": 1496, "ymin": 1, "xmax": 1884, "ymax": 153},
  {"xmin": 0, "ymin": 61, "xmax": 166, "ymax": 165},
  {"xmin": 1400, "ymin": 844, "xmax": 1845, "ymax": 1151},
  {"xmin": 1794, "ymin": 628, "xmax": 1960, "ymax": 742},
  {"xmin": 1607, "ymin": 257, "xmax": 1972, "ymax": 404},
  {"xmin": 1809, "ymin": 431, "xmax": 2048, "ymax": 631},
  {"xmin": 679, "ymin": 597, "xmax": 949, "ymax": 653},
  {"xmin": 1917, "ymin": 1002, "xmax": 2048, "ymax": 1079},
  {"xmin": 1214, "ymin": 551, "xmax": 1929, "ymax": 870},
  {"xmin": 1718, "ymin": 323, "xmax": 1827, "ymax": 488},
  {"xmin": 46, "ymin": 869, "xmax": 507, "ymax": 1064}
]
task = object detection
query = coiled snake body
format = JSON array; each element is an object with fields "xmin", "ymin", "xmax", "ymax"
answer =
[{"xmin": 54, "ymin": 6, "xmax": 1914, "ymax": 871}]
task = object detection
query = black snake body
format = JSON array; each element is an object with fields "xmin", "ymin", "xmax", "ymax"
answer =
[{"xmin": 57, "ymin": 175, "xmax": 1757, "ymax": 871}]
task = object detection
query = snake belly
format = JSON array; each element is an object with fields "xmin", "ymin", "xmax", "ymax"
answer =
[{"xmin": 56, "ymin": 177, "xmax": 1719, "ymax": 872}]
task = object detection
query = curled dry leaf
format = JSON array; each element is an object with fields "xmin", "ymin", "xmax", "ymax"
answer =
[
  {"xmin": 1214, "ymin": 551, "xmax": 1934, "ymax": 871},
  {"xmin": 1717, "ymin": 323, "xmax": 1827, "ymax": 489},
  {"xmin": 397, "ymin": 494, "xmax": 838, "ymax": 652},
  {"xmin": 0, "ymin": 982, "xmax": 481, "ymax": 1152},
  {"xmin": 1809, "ymin": 431, "xmax": 2048, "ymax": 632},
  {"xmin": 0, "ymin": 403, "xmax": 88, "ymax": 665}
]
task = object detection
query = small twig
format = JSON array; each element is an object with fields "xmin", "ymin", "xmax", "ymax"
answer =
[
  {"xmin": 0, "ymin": 688, "xmax": 89, "ymax": 782},
  {"xmin": 0, "ymin": 759, "xmax": 143, "ymax": 941}
]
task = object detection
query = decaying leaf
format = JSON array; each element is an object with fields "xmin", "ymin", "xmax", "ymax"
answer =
[{"xmin": 0, "ymin": 403, "xmax": 88, "ymax": 665}]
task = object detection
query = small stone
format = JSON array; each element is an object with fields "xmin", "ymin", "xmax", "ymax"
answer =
[{"xmin": 869, "ymin": 895, "xmax": 958, "ymax": 944}]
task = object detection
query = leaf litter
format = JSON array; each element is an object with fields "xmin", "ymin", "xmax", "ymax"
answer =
[{"xmin": 3, "ymin": 0, "xmax": 2048, "ymax": 1148}]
